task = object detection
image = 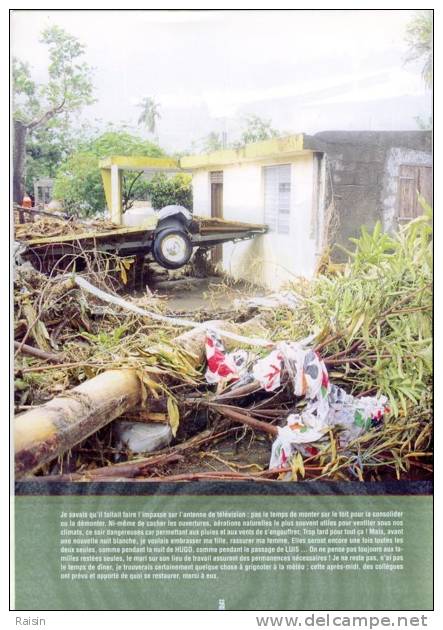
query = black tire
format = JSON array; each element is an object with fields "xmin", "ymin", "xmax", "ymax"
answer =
[{"xmin": 152, "ymin": 228, "xmax": 193, "ymax": 270}]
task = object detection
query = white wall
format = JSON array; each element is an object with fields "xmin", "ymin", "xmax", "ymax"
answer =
[
  {"xmin": 192, "ymin": 171, "xmax": 211, "ymax": 217},
  {"xmin": 192, "ymin": 153, "xmax": 319, "ymax": 290}
]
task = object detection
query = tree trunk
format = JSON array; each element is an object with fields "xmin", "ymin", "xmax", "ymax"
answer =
[{"xmin": 13, "ymin": 120, "xmax": 27, "ymax": 203}]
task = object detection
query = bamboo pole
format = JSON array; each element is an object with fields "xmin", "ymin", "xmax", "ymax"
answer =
[{"xmin": 15, "ymin": 369, "xmax": 142, "ymax": 478}]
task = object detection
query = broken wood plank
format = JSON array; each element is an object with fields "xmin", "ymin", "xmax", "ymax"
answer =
[{"xmin": 21, "ymin": 301, "xmax": 52, "ymax": 352}]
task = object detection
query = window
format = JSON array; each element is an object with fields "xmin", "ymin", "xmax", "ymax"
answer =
[{"xmin": 264, "ymin": 164, "xmax": 291, "ymax": 234}]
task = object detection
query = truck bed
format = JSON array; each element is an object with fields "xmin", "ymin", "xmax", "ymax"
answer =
[
  {"xmin": 17, "ymin": 216, "xmax": 267, "ymax": 248},
  {"xmin": 16, "ymin": 215, "xmax": 267, "ymax": 273}
]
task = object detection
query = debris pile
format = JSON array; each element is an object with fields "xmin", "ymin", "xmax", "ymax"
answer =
[
  {"xmin": 15, "ymin": 215, "xmax": 119, "ymax": 240},
  {"xmin": 204, "ymin": 332, "xmax": 390, "ymax": 469},
  {"xmin": 13, "ymin": 210, "xmax": 432, "ymax": 482}
]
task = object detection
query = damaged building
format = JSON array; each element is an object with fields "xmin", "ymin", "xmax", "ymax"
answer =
[{"xmin": 182, "ymin": 130, "xmax": 432, "ymax": 289}]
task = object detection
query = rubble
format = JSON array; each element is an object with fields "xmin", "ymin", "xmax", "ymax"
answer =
[{"xmin": 13, "ymin": 209, "xmax": 432, "ymax": 482}]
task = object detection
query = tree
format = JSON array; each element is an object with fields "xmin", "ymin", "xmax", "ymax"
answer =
[
  {"xmin": 201, "ymin": 131, "xmax": 224, "ymax": 153},
  {"xmin": 24, "ymin": 119, "xmax": 82, "ymax": 193},
  {"xmin": 52, "ymin": 152, "xmax": 106, "ymax": 216},
  {"xmin": 137, "ymin": 97, "xmax": 161, "ymax": 134},
  {"xmin": 238, "ymin": 114, "xmax": 279, "ymax": 145},
  {"xmin": 405, "ymin": 10, "xmax": 433, "ymax": 88},
  {"xmin": 53, "ymin": 131, "xmax": 164, "ymax": 216},
  {"xmin": 196, "ymin": 116, "xmax": 280, "ymax": 154},
  {"xmin": 12, "ymin": 26, "xmax": 95, "ymax": 203}
]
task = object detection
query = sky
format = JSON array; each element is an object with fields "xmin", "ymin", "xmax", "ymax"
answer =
[{"xmin": 10, "ymin": 9, "xmax": 432, "ymax": 152}]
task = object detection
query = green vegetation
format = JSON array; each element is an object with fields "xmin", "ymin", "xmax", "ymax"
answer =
[
  {"xmin": 12, "ymin": 26, "xmax": 95, "ymax": 202},
  {"xmin": 237, "ymin": 113, "xmax": 279, "ymax": 146},
  {"xmin": 53, "ymin": 131, "xmax": 164, "ymax": 216},
  {"xmin": 406, "ymin": 10, "xmax": 433, "ymax": 88},
  {"xmin": 201, "ymin": 131, "xmax": 225, "ymax": 153},
  {"xmin": 198, "ymin": 114, "xmax": 281, "ymax": 154},
  {"xmin": 146, "ymin": 173, "xmax": 193, "ymax": 210},
  {"xmin": 277, "ymin": 200, "xmax": 432, "ymax": 413}
]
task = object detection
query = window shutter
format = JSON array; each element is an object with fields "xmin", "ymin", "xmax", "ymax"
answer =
[
  {"xmin": 210, "ymin": 171, "xmax": 223, "ymax": 184},
  {"xmin": 264, "ymin": 165, "xmax": 291, "ymax": 234}
]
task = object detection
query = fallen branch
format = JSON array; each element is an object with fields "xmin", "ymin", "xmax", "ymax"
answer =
[
  {"xmin": 21, "ymin": 361, "xmax": 112, "ymax": 373},
  {"xmin": 37, "ymin": 426, "xmax": 237, "ymax": 481},
  {"xmin": 213, "ymin": 380, "xmax": 261, "ymax": 400},
  {"xmin": 73, "ymin": 452, "xmax": 184, "ymax": 480},
  {"xmin": 14, "ymin": 341, "xmax": 63, "ymax": 363},
  {"xmin": 209, "ymin": 403, "xmax": 278, "ymax": 436},
  {"xmin": 112, "ymin": 465, "xmax": 323, "ymax": 482}
]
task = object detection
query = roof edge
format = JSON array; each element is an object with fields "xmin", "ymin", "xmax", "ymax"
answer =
[
  {"xmin": 179, "ymin": 134, "xmax": 307, "ymax": 169},
  {"xmin": 99, "ymin": 156, "xmax": 180, "ymax": 170}
]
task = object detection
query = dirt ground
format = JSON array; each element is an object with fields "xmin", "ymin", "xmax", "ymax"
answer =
[{"xmin": 151, "ymin": 275, "xmax": 262, "ymax": 314}]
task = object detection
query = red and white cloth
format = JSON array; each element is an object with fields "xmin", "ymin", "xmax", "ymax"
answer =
[
  {"xmin": 205, "ymin": 330, "xmax": 249, "ymax": 385},
  {"xmin": 204, "ymin": 333, "xmax": 390, "ymax": 469}
]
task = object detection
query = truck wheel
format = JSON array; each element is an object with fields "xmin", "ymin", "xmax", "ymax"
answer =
[{"xmin": 153, "ymin": 228, "xmax": 192, "ymax": 270}]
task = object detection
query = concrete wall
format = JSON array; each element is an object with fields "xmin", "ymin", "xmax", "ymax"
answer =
[
  {"xmin": 192, "ymin": 153, "xmax": 321, "ymax": 289},
  {"xmin": 304, "ymin": 131, "xmax": 432, "ymax": 254},
  {"xmin": 191, "ymin": 130, "xmax": 431, "ymax": 282}
]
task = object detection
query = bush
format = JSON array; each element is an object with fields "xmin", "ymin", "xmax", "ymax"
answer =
[{"xmin": 147, "ymin": 173, "xmax": 193, "ymax": 210}]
